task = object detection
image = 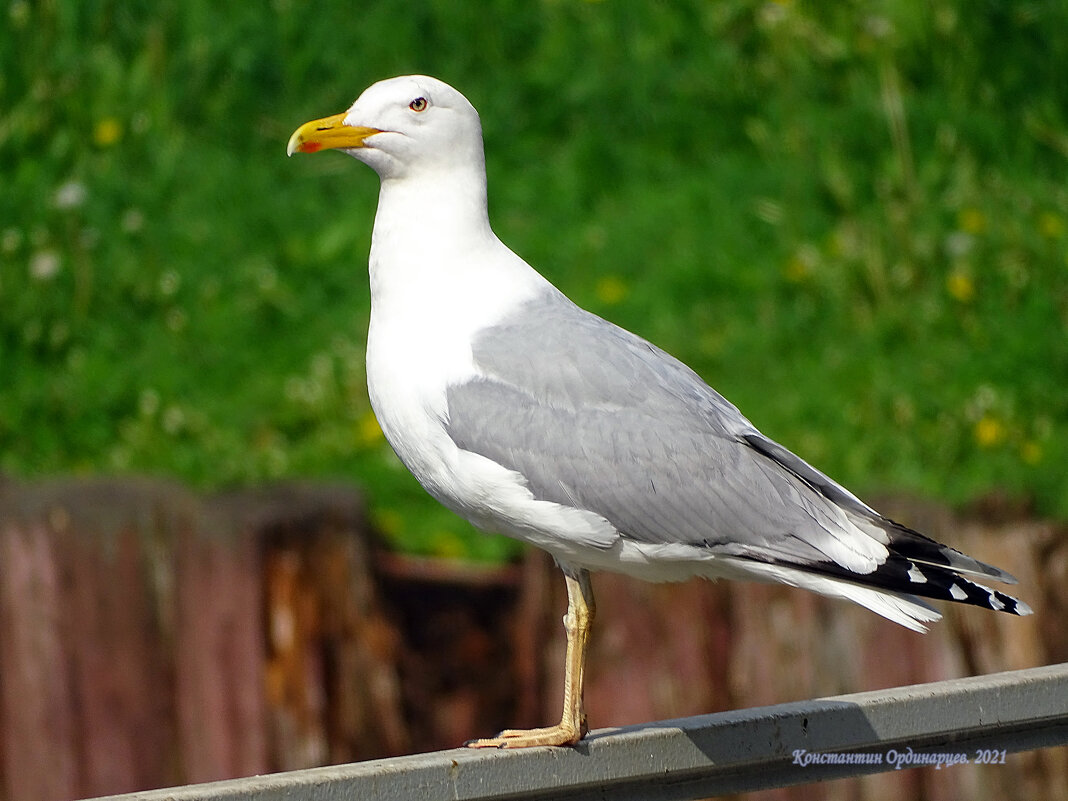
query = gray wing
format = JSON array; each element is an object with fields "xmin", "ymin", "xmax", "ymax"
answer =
[
  {"xmin": 445, "ymin": 289, "xmax": 1021, "ymax": 594},
  {"xmin": 446, "ymin": 290, "xmax": 877, "ymax": 569}
]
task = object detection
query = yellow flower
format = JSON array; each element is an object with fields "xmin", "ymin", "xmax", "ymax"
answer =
[
  {"xmin": 356, "ymin": 410, "xmax": 383, "ymax": 446},
  {"xmin": 595, "ymin": 275, "xmax": 628, "ymax": 305},
  {"xmin": 93, "ymin": 117, "xmax": 123, "ymax": 147},
  {"xmin": 957, "ymin": 208, "xmax": 987, "ymax": 235},
  {"xmin": 1020, "ymin": 441, "xmax": 1043, "ymax": 465},
  {"xmin": 784, "ymin": 254, "xmax": 810, "ymax": 283},
  {"xmin": 784, "ymin": 244, "xmax": 819, "ymax": 283},
  {"xmin": 974, "ymin": 416, "xmax": 1005, "ymax": 448},
  {"xmin": 373, "ymin": 509, "xmax": 403, "ymax": 538},
  {"xmin": 1037, "ymin": 211, "xmax": 1064, "ymax": 240},
  {"xmin": 432, "ymin": 532, "xmax": 467, "ymax": 559},
  {"xmin": 946, "ymin": 271, "xmax": 975, "ymax": 303}
]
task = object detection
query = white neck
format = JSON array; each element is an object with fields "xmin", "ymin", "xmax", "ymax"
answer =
[{"xmin": 374, "ymin": 164, "xmax": 491, "ymax": 244}]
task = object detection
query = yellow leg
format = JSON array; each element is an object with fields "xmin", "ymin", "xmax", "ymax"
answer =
[{"xmin": 467, "ymin": 568, "xmax": 595, "ymax": 748}]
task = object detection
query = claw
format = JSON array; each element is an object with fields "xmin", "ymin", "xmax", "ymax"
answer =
[{"xmin": 465, "ymin": 723, "xmax": 583, "ymax": 749}]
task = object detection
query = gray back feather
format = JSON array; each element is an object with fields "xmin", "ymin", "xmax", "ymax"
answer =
[{"xmin": 445, "ymin": 290, "xmax": 865, "ymax": 566}]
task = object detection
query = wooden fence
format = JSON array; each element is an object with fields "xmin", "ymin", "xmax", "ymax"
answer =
[{"xmin": 0, "ymin": 477, "xmax": 1065, "ymax": 800}]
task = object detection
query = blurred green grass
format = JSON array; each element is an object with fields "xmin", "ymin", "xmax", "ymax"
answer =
[{"xmin": 2, "ymin": 0, "xmax": 1066, "ymax": 560}]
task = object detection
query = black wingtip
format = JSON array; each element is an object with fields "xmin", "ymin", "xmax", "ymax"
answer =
[{"xmin": 774, "ymin": 554, "xmax": 1032, "ymax": 617}]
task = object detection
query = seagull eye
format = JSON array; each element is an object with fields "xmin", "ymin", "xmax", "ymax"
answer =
[{"xmin": 409, "ymin": 97, "xmax": 428, "ymax": 112}]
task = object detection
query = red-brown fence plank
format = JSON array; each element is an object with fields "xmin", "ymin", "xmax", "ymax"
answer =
[{"xmin": 0, "ymin": 478, "xmax": 1064, "ymax": 801}]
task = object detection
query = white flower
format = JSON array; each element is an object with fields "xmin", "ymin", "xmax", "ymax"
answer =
[
  {"xmin": 121, "ymin": 208, "xmax": 144, "ymax": 233},
  {"xmin": 30, "ymin": 250, "xmax": 61, "ymax": 280},
  {"xmin": 53, "ymin": 181, "xmax": 87, "ymax": 210},
  {"xmin": 2, "ymin": 228, "xmax": 22, "ymax": 254},
  {"xmin": 256, "ymin": 265, "xmax": 278, "ymax": 292},
  {"xmin": 158, "ymin": 270, "xmax": 181, "ymax": 296},
  {"xmin": 139, "ymin": 388, "xmax": 161, "ymax": 417},
  {"xmin": 944, "ymin": 231, "xmax": 974, "ymax": 259},
  {"xmin": 162, "ymin": 405, "xmax": 185, "ymax": 435},
  {"xmin": 165, "ymin": 307, "xmax": 187, "ymax": 332}
]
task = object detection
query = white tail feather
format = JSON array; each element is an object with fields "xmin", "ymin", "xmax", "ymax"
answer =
[{"xmin": 722, "ymin": 559, "xmax": 943, "ymax": 633}]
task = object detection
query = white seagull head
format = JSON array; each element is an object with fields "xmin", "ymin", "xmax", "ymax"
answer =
[{"xmin": 287, "ymin": 75, "xmax": 484, "ymax": 181}]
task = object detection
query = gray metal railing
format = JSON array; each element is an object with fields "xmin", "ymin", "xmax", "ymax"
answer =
[{"xmin": 86, "ymin": 662, "xmax": 1068, "ymax": 801}]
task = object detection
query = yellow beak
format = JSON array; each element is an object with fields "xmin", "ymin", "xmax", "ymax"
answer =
[{"xmin": 286, "ymin": 112, "xmax": 382, "ymax": 156}]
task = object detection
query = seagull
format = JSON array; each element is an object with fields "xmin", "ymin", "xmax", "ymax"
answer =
[{"xmin": 287, "ymin": 75, "xmax": 1032, "ymax": 749}]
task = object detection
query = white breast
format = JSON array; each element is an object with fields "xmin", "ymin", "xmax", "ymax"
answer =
[
  {"xmin": 364, "ymin": 221, "xmax": 542, "ymax": 501},
  {"xmin": 361, "ymin": 176, "xmax": 621, "ymax": 562}
]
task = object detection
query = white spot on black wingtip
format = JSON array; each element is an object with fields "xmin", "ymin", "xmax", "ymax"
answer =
[
  {"xmin": 948, "ymin": 583, "xmax": 968, "ymax": 601},
  {"xmin": 988, "ymin": 590, "xmax": 1005, "ymax": 611},
  {"xmin": 906, "ymin": 562, "xmax": 927, "ymax": 583}
]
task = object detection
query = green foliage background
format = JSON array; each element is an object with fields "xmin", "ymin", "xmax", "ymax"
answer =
[{"xmin": 2, "ymin": 0, "xmax": 1066, "ymax": 559}]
